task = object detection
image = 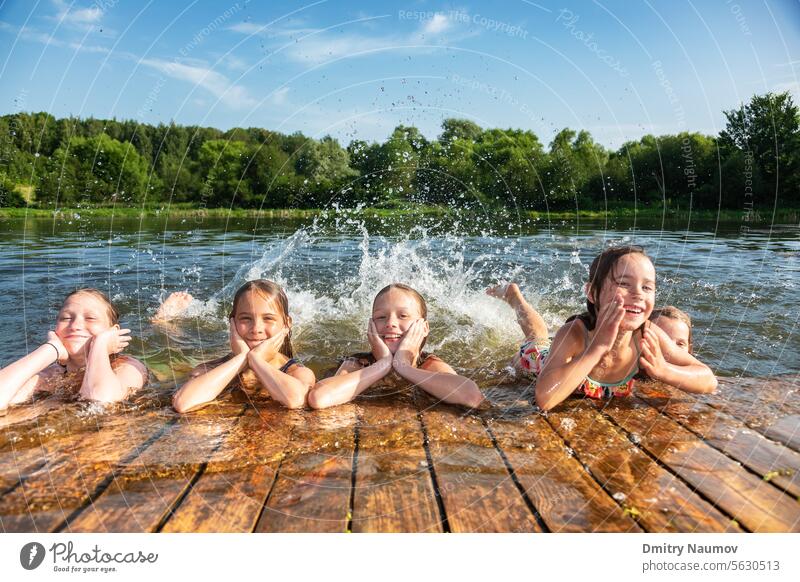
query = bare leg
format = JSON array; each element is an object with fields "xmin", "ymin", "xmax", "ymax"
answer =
[
  {"xmin": 152, "ymin": 291, "xmax": 194, "ymax": 323},
  {"xmin": 486, "ymin": 283, "xmax": 548, "ymax": 342}
]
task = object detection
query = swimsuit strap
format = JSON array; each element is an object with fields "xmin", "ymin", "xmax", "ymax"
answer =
[{"xmin": 279, "ymin": 357, "xmax": 300, "ymax": 373}]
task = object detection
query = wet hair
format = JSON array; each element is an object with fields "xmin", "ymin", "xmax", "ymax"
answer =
[
  {"xmin": 567, "ymin": 245, "xmax": 653, "ymax": 331},
  {"xmin": 651, "ymin": 306, "xmax": 693, "ymax": 353},
  {"xmin": 62, "ymin": 288, "xmax": 120, "ymax": 326},
  {"xmin": 372, "ymin": 283, "xmax": 428, "ymax": 351},
  {"xmin": 230, "ymin": 279, "xmax": 293, "ymax": 358}
]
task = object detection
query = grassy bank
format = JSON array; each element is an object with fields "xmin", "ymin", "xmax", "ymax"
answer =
[{"xmin": 0, "ymin": 204, "xmax": 797, "ymax": 223}]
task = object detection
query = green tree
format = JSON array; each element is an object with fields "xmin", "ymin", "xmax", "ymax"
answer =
[
  {"xmin": 39, "ymin": 134, "xmax": 149, "ymax": 205},
  {"xmin": 719, "ymin": 91, "xmax": 800, "ymax": 205},
  {"xmin": 196, "ymin": 139, "xmax": 251, "ymax": 207}
]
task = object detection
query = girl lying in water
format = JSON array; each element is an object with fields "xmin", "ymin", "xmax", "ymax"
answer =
[
  {"xmin": 487, "ymin": 245, "xmax": 716, "ymax": 411},
  {"xmin": 0, "ymin": 288, "xmax": 148, "ymax": 410},
  {"xmin": 308, "ymin": 283, "xmax": 484, "ymax": 409},
  {"xmin": 165, "ymin": 280, "xmax": 315, "ymax": 412}
]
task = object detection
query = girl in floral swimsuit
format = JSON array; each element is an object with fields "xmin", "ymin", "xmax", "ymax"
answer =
[{"xmin": 487, "ymin": 245, "xmax": 717, "ymax": 411}]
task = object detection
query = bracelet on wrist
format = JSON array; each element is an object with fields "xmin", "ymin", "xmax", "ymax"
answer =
[{"xmin": 45, "ymin": 342, "xmax": 61, "ymax": 365}]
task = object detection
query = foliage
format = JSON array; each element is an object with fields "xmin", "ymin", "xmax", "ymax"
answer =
[{"xmin": 2, "ymin": 93, "xmax": 799, "ymax": 210}]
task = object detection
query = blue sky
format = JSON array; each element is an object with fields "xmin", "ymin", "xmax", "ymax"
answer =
[{"xmin": 1, "ymin": 0, "xmax": 799, "ymax": 148}]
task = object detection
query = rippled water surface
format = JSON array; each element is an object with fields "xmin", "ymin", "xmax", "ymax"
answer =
[{"xmin": 1, "ymin": 211, "xmax": 798, "ymax": 394}]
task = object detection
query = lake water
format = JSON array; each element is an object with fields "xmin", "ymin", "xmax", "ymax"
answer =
[{"xmin": 1, "ymin": 210, "xmax": 798, "ymax": 392}]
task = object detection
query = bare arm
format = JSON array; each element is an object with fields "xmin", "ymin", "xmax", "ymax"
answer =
[
  {"xmin": 393, "ymin": 357, "xmax": 484, "ymax": 407},
  {"xmin": 308, "ymin": 357, "xmax": 392, "ymax": 409},
  {"xmin": 248, "ymin": 354, "xmax": 314, "ymax": 409},
  {"xmin": 172, "ymin": 354, "xmax": 248, "ymax": 413},
  {"xmin": 79, "ymin": 327, "xmax": 146, "ymax": 403},
  {"xmin": 534, "ymin": 321, "xmax": 604, "ymax": 411},
  {"xmin": 0, "ymin": 336, "xmax": 64, "ymax": 409},
  {"xmin": 640, "ymin": 324, "xmax": 717, "ymax": 394}
]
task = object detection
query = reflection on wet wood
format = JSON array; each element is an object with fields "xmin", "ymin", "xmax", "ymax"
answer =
[
  {"xmin": 638, "ymin": 383, "xmax": 800, "ymax": 498},
  {"xmin": 256, "ymin": 406, "xmax": 356, "ymax": 533},
  {"xmin": 1, "ymin": 377, "xmax": 799, "ymax": 533},
  {"xmin": 65, "ymin": 403, "xmax": 245, "ymax": 532},
  {"xmin": 599, "ymin": 398, "xmax": 800, "ymax": 532},
  {"xmin": 548, "ymin": 399, "xmax": 739, "ymax": 532},
  {"xmin": 488, "ymin": 408, "xmax": 641, "ymax": 532},
  {"xmin": 352, "ymin": 395, "xmax": 442, "ymax": 532},
  {"xmin": 0, "ymin": 412, "xmax": 171, "ymax": 532},
  {"xmin": 420, "ymin": 406, "xmax": 541, "ymax": 532}
]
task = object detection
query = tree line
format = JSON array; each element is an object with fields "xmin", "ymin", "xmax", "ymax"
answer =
[{"xmin": 1, "ymin": 92, "xmax": 798, "ymax": 211}]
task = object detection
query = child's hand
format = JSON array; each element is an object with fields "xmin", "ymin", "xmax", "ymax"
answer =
[
  {"xmin": 639, "ymin": 324, "xmax": 669, "ymax": 380},
  {"xmin": 393, "ymin": 319, "xmax": 429, "ymax": 368},
  {"xmin": 91, "ymin": 325, "xmax": 132, "ymax": 355},
  {"xmin": 368, "ymin": 319, "xmax": 392, "ymax": 361},
  {"xmin": 229, "ymin": 319, "xmax": 250, "ymax": 355},
  {"xmin": 46, "ymin": 331, "xmax": 69, "ymax": 365},
  {"xmin": 249, "ymin": 328, "xmax": 288, "ymax": 361},
  {"xmin": 591, "ymin": 292, "xmax": 625, "ymax": 353}
]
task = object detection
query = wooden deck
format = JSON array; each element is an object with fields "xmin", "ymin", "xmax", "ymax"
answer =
[{"xmin": 1, "ymin": 375, "xmax": 798, "ymax": 533}]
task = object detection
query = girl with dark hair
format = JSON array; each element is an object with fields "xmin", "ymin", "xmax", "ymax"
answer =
[
  {"xmin": 308, "ymin": 283, "xmax": 484, "ymax": 409},
  {"xmin": 169, "ymin": 280, "xmax": 315, "ymax": 412},
  {"xmin": 489, "ymin": 246, "xmax": 716, "ymax": 411},
  {"xmin": 0, "ymin": 288, "xmax": 148, "ymax": 410}
]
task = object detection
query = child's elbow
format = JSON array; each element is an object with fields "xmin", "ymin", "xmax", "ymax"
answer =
[
  {"xmin": 172, "ymin": 392, "xmax": 193, "ymax": 414},
  {"xmin": 534, "ymin": 389, "xmax": 557, "ymax": 412},
  {"xmin": 307, "ymin": 387, "xmax": 330, "ymax": 410},
  {"xmin": 705, "ymin": 375, "xmax": 718, "ymax": 394},
  {"xmin": 284, "ymin": 390, "xmax": 308, "ymax": 409}
]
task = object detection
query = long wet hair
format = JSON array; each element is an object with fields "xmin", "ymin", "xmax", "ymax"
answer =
[
  {"xmin": 651, "ymin": 306, "xmax": 693, "ymax": 353},
  {"xmin": 230, "ymin": 279, "xmax": 294, "ymax": 358},
  {"xmin": 372, "ymin": 283, "xmax": 428, "ymax": 352},
  {"xmin": 62, "ymin": 288, "xmax": 120, "ymax": 326},
  {"xmin": 567, "ymin": 245, "xmax": 653, "ymax": 331}
]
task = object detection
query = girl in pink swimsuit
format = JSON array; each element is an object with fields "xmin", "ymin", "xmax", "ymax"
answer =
[{"xmin": 488, "ymin": 245, "xmax": 717, "ymax": 411}]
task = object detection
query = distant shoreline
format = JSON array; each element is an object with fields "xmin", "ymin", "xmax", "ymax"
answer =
[{"xmin": 0, "ymin": 205, "xmax": 797, "ymax": 224}]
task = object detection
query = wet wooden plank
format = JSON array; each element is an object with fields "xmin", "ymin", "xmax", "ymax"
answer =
[
  {"xmin": 547, "ymin": 399, "xmax": 740, "ymax": 532},
  {"xmin": 0, "ymin": 411, "xmax": 172, "ymax": 532},
  {"xmin": 160, "ymin": 405, "xmax": 294, "ymax": 533},
  {"xmin": 703, "ymin": 376, "xmax": 800, "ymax": 446},
  {"xmin": 487, "ymin": 405, "xmax": 641, "ymax": 532},
  {"xmin": 351, "ymin": 395, "xmax": 443, "ymax": 533},
  {"xmin": 599, "ymin": 398, "xmax": 800, "ymax": 532},
  {"xmin": 638, "ymin": 383, "xmax": 800, "ymax": 497},
  {"xmin": 0, "ymin": 399, "xmax": 64, "ymax": 431},
  {"xmin": 256, "ymin": 406, "xmax": 356, "ymax": 533},
  {"xmin": 420, "ymin": 407, "xmax": 542, "ymax": 532},
  {"xmin": 65, "ymin": 402, "xmax": 244, "ymax": 532},
  {"xmin": 762, "ymin": 415, "xmax": 800, "ymax": 453}
]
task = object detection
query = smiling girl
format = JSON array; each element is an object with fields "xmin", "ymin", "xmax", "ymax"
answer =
[
  {"xmin": 171, "ymin": 280, "xmax": 314, "ymax": 412},
  {"xmin": 308, "ymin": 283, "xmax": 484, "ymax": 409},
  {"xmin": 489, "ymin": 246, "xmax": 716, "ymax": 411},
  {"xmin": 0, "ymin": 288, "xmax": 148, "ymax": 410}
]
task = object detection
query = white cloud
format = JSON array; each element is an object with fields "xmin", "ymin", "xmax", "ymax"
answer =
[
  {"xmin": 52, "ymin": 0, "xmax": 102, "ymax": 27},
  {"xmin": 0, "ymin": 20, "xmax": 110, "ymax": 53},
  {"xmin": 421, "ymin": 14, "xmax": 452, "ymax": 35},
  {"xmin": 140, "ymin": 58, "xmax": 258, "ymax": 109},
  {"xmin": 272, "ymin": 86, "xmax": 290, "ymax": 105},
  {"xmin": 228, "ymin": 14, "xmax": 469, "ymax": 67}
]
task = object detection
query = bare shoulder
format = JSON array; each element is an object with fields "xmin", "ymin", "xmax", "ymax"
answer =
[
  {"xmin": 113, "ymin": 356, "xmax": 149, "ymax": 388},
  {"xmin": 287, "ymin": 361, "xmax": 316, "ymax": 385},
  {"xmin": 420, "ymin": 354, "xmax": 456, "ymax": 374},
  {"xmin": 553, "ymin": 318, "xmax": 586, "ymax": 346}
]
